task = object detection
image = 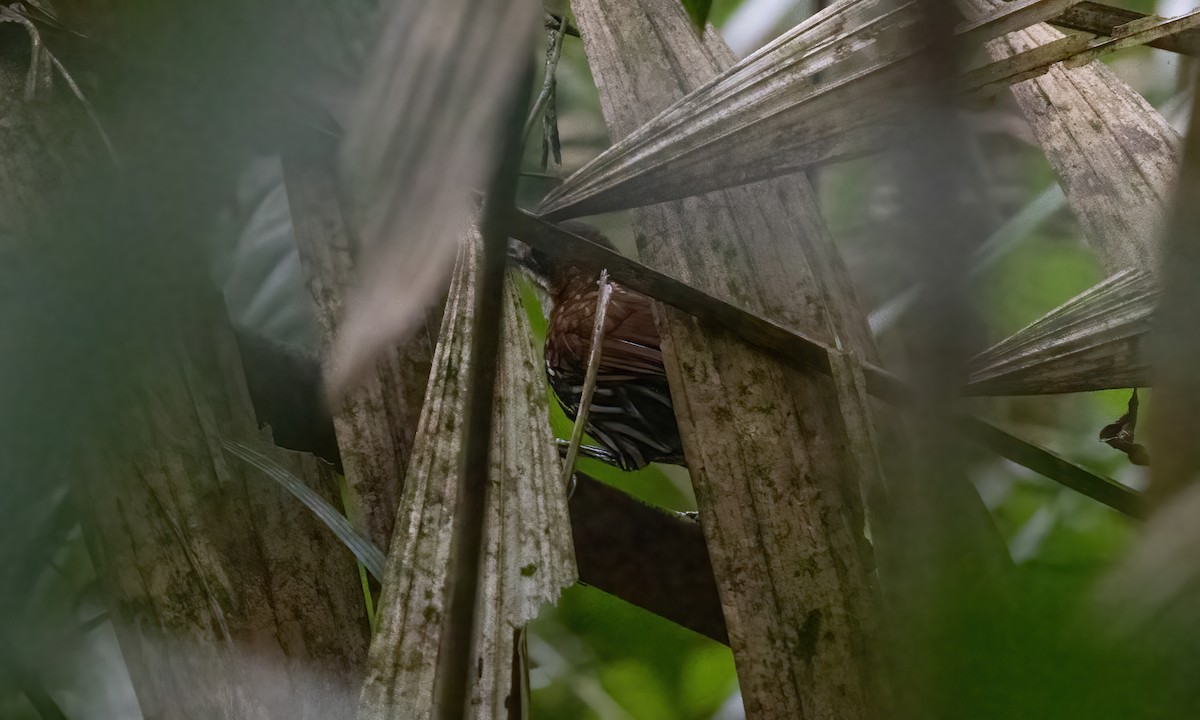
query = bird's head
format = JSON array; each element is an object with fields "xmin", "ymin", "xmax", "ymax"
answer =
[{"xmin": 507, "ymin": 220, "xmax": 617, "ymax": 297}]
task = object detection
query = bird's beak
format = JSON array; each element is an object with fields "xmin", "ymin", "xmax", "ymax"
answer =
[
  {"xmin": 507, "ymin": 238, "xmax": 535, "ymax": 271},
  {"xmin": 506, "ymin": 238, "xmax": 552, "ymax": 300}
]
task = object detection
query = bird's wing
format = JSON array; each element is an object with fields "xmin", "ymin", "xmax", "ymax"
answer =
[
  {"xmin": 598, "ymin": 284, "xmax": 664, "ymax": 378},
  {"xmin": 545, "ymin": 281, "xmax": 665, "ymax": 382}
]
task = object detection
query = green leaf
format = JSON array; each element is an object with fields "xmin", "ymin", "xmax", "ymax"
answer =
[
  {"xmin": 600, "ymin": 659, "xmax": 674, "ymax": 719},
  {"xmin": 680, "ymin": 644, "xmax": 737, "ymax": 716},
  {"xmin": 680, "ymin": 0, "xmax": 712, "ymax": 32}
]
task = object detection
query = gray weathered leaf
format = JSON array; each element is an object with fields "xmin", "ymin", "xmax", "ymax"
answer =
[
  {"xmin": 563, "ymin": 0, "xmax": 902, "ymax": 715},
  {"xmin": 329, "ymin": 0, "xmax": 539, "ymax": 394},
  {"xmin": 536, "ymin": 0, "xmax": 1106, "ymax": 219},
  {"xmin": 357, "ymin": 222, "xmax": 575, "ymax": 720},
  {"xmin": 540, "ymin": 0, "xmax": 922, "ymax": 218},
  {"xmin": 963, "ymin": 0, "xmax": 1179, "ymax": 274},
  {"xmin": 955, "ymin": 0, "xmax": 1183, "ymax": 398},
  {"xmin": 966, "ymin": 269, "xmax": 1155, "ymax": 395}
]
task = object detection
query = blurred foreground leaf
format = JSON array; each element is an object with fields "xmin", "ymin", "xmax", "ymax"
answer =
[{"xmin": 330, "ymin": 0, "xmax": 541, "ymax": 393}]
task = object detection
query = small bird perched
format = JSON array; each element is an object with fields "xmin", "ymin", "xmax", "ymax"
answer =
[{"xmin": 511, "ymin": 221, "xmax": 685, "ymax": 471}]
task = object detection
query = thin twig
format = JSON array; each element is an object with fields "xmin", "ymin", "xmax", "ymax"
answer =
[
  {"xmin": 44, "ymin": 50, "xmax": 120, "ymax": 164},
  {"xmin": 523, "ymin": 17, "xmax": 565, "ymax": 145},
  {"xmin": 545, "ymin": 13, "xmax": 581, "ymax": 38},
  {"xmin": 560, "ymin": 271, "xmax": 613, "ymax": 489},
  {"xmin": 541, "ymin": 81, "xmax": 561, "ymax": 169},
  {"xmin": 519, "ymin": 170, "xmax": 562, "ymax": 181},
  {"xmin": 961, "ymin": 416, "xmax": 1146, "ymax": 517},
  {"xmin": 1052, "ymin": 1, "xmax": 1200, "ymax": 56},
  {"xmin": 555, "ymin": 437, "xmax": 618, "ymax": 465},
  {"xmin": 965, "ymin": 8, "xmax": 1200, "ymax": 95}
]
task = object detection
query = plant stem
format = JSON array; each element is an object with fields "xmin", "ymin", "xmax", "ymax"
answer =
[{"xmin": 560, "ymin": 271, "xmax": 613, "ymax": 488}]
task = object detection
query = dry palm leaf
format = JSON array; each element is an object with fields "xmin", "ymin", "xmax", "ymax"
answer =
[
  {"xmin": 564, "ymin": 0, "xmax": 910, "ymax": 715},
  {"xmin": 537, "ymin": 0, "xmax": 1128, "ymax": 219},
  {"xmin": 329, "ymin": 0, "xmax": 538, "ymax": 395},
  {"xmin": 284, "ymin": 154, "xmax": 438, "ymax": 552},
  {"xmin": 532, "ymin": 0, "xmax": 1179, "ymax": 408},
  {"xmin": 959, "ymin": 0, "xmax": 1181, "ymax": 398},
  {"xmin": 964, "ymin": 9, "xmax": 1200, "ymax": 95},
  {"xmin": 957, "ymin": 0, "xmax": 1087, "ymax": 45},
  {"xmin": 965, "ymin": 269, "xmax": 1155, "ymax": 396},
  {"xmin": 1054, "ymin": 2, "xmax": 1200, "ymax": 56},
  {"xmin": 357, "ymin": 223, "xmax": 575, "ymax": 720},
  {"xmin": 541, "ymin": 0, "xmax": 921, "ymax": 218},
  {"xmin": 963, "ymin": 0, "xmax": 1179, "ymax": 274}
]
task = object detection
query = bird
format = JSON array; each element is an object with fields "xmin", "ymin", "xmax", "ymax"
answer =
[{"xmin": 510, "ymin": 221, "xmax": 685, "ymax": 471}]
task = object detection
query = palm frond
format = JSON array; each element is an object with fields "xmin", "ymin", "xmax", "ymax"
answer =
[
  {"xmin": 563, "ymin": 0, "xmax": 903, "ymax": 714},
  {"xmin": 540, "ymin": 0, "xmax": 922, "ymax": 218},
  {"xmin": 1054, "ymin": 1, "xmax": 1200, "ymax": 55},
  {"xmin": 536, "ymin": 0, "xmax": 1146, "ymax": 220},
  {"xmin": 358, "ymin": 225, "xmax": 575, "ymax": 720},
  {"xmin": 966, "ymin": 269, "xmax": 1155, "ymax": 395},
  {"xmin": 328, "ymin": 0, "xmax": 540, "ymax": 393},
  {"xmin": 966, "ymin": 0, "xmax": 1178, "ymax": 274},
  {"xmin": 284, "ymin": 153, "xmax": 437, "ymax": 551}
]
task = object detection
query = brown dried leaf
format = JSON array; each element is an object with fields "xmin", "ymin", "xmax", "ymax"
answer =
[{"xmin": 1099, "ymin": 389, "xmax": 1151, "ymax": 466}]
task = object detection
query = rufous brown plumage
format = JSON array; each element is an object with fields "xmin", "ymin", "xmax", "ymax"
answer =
[{"xmin": 513, "ymin": 221, "xmax": 684, "ymax": 471}]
